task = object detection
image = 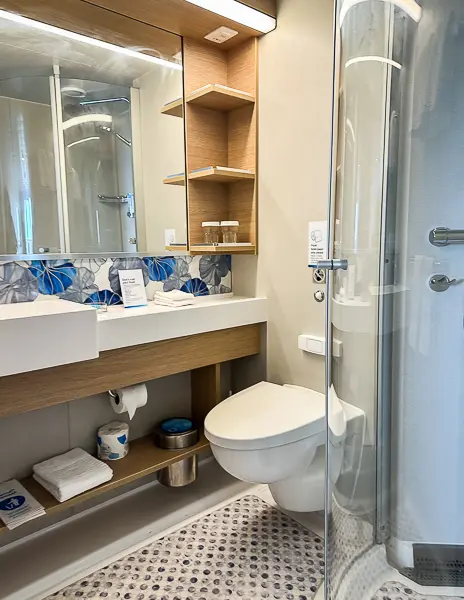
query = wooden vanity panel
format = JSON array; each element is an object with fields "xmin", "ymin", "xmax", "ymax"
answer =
[
  {"xmin": 191, "ymin": 364, "xmax": 221, "ymax": 425},
  {"xmin": 0, "ymin": 324, "xmax": 262, "ymax": 419}
]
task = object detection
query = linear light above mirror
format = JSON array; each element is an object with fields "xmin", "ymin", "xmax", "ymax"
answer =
[{"xmin": 0, "ymin": 9, "xmax": 183, "ymax": 70}]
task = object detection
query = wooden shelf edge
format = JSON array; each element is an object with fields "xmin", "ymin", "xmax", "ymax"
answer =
[
  {"xmin": 188, "ymin": 167, "xmax": 255, "ymax": 183},
  {"xmin": 165, "ymin": 244, "xmax": 188, "ymax": 252},
  {"xmin": 186, "ymin": 84, "xmax": 255, "ymax": 111},
  {"xmin": 0, "ymin": 433, "xmax": 210, "ymax": 535},
  {"xmin": 163, "ymin": 175, "xmax": 186, "ymax": 186},
  {"xmin": 165, "ymin": 168, "xmax": 255, "ymax": 185},
  {"xmin": 160, "ymin": 98, "xmax": 183, "ymax": 118},
  {"xmin": 190, "ymin": 245, "xmax": 256, "ymax": 255}
]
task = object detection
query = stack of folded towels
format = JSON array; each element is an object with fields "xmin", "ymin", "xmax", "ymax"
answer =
[
  {"xmin": 153, "ymin": 289, "xmax": 195, "ymax": 308},
  {"xmin": 33, "ymin": 448, "xmax": 113, "ymax": 503}
]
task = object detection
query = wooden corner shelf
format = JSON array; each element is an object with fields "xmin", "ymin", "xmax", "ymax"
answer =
[
  {"xmin": 164, "ymin": 168, "xmax": 254, "ymax": 186},
  {"xmin": 163, "ymin": 174, "xmax": 186, "ymax": 186},
  {"xmin": 187, "ymin": 84, "xmax": 255, "ymax": 112},
  {"xmin": 191, "ymin": 244, "xmax": 256, "ymax": 255},
  {"xmin": 189, "ymin": 167, "xmax": 255, "ymax": 183},
  {"xmin": 160, "ymin": 98, "xmax": 183, "ymax": 118},
  {"xmin": 0, "ymin": 433, "xmax": 209, "ymax": 535}
]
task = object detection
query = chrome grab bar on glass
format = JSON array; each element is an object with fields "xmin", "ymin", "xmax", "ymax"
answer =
[
  {"xmin": 98, "ymin": 194, "xmax": 129, "ymax": 203},
  {"xmin": 429, "ymin": 227, "xmax": 464, "ymax": 246}
]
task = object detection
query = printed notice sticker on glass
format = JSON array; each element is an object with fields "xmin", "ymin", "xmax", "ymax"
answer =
[
  {"xmin": 119, "ymin": 269, "xmax": 148, "ymax": 308},
  {"xmin": 308, "ymin": 221, "xmax": 328, "ymax": 267}
]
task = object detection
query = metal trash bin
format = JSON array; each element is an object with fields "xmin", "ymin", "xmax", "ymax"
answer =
[{"xmin": 154, "ymin": 418, "xmax": 199, "ymax": 487}]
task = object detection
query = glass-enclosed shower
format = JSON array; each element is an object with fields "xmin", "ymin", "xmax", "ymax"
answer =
[
  {"xmin": 326, "ymin": 0, "xmax": 464, "ymax": 598},
  {"xmin": 0, "ymin": 74, "xmax": 136, "ymax": 255}
]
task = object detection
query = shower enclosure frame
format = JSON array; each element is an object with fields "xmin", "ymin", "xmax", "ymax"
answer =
[{"xmin": 42, "ymin": 66, "xmax": 140, "ymax": 255}]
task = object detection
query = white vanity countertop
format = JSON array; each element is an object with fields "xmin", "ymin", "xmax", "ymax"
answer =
[{"xmin": 97, "ymin": 295, "xmax": 268, "ymax": 351}]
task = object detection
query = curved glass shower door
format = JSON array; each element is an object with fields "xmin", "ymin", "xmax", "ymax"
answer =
[{"xmin": 326, "ymin": 0, "xmax": 464, "ymax": 598}]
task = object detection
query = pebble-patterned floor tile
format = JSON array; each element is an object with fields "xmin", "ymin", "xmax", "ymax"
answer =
[
  {"xmin": 372, "ymin": 581, "xmax": 464, "ymax": 600},
  {"xmin": 47, "ymin": 495, "xmax": 325, "ymax": 600}
]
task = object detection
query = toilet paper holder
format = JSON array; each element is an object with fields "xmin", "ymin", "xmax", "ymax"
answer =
[{"xmin": 108, "ymin": 389, "xmax": 120, "ymax": 404}]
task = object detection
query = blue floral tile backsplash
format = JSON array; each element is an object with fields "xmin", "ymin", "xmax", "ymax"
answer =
[{"xmin": 0, "ymin": 256, "xmax": 232, "ymax": 305}]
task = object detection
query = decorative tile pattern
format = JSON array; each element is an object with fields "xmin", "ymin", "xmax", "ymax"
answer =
[
  {"xmin": 0, "ymin": 255, "xmax": 232, "ymax": 305},
  {"xmin": 372, "ymin": 581, "xmax": 464, "ymax": 600},
  {"xmin": 47, "ymin": 495, "xmax": 324, "ymax": 600}
]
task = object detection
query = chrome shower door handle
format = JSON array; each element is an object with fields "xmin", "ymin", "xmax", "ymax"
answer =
[
  {"xmin": 429, "ymin": 274, "xmax": 459, "ymax": 292},
  {"xmin": 316, "ymin": 259, "xmax": 349, "ymax": 271}
]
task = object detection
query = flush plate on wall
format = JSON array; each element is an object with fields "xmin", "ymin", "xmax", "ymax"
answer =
[{"xmin": 205, "ymin": 26, "xmax": 239, "ymax": 43}]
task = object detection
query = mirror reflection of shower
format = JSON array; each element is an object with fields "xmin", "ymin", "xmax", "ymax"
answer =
[{"xmin": 61, "ymin": 79, "xmax": 136, "ymax": 252}]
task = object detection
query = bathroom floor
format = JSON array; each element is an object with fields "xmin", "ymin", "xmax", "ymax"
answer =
[{"xmin": 46, "ymin": 494, "xmax": 325, "ymax": 599}]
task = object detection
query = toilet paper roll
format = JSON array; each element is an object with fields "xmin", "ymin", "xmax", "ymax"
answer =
[
  {"xmin": 97, "ymin": 421, "xmax": 129, "ymax": 460},
  {"xmin": 109, "ymin": 384, "xmax": 147, "ymax": 420}
]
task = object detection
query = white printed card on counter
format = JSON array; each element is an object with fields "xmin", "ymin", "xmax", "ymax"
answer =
[
  {"xmin": 119, "ymin": 269, "xmax": 148, "ymax": 308},
  {"xmin": 0, "ymin": 479, "xmax": 45, "ymax": 529},
  {"xmin": 308, "ymin": 221, "xmax": 328, "ymax": 267}
]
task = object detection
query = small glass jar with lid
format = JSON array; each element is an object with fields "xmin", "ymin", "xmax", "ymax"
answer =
[
  {"xmin": 221, "ymin": 221, "xmax": 240, "ymax": 244},
  {"xmin": 202, "ymin": 221, "xmax": 220, "ymax": 244}
]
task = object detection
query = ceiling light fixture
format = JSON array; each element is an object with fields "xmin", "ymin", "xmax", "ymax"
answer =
[
  {"xmin": 0, "ymin": 9, "xmax": 183, "ymax": 70},
  {"xmin": 345, "ymin": 56, "xmax": 402, "ymax": 70},
  {"xmin": 62, "ymin": 114, "xmax": 112, "ymax": 130},
  {"xmin": 67, "ymin": 136, "xmax": 100, "ymax": 148},
  {"xmin": 184, "ymin": 0, "xmax": 276, "ymax": 34}
]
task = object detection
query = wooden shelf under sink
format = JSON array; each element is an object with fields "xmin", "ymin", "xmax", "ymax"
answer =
[{"xmin": 0, "ymin": 432, "xmax": 209, "ymax": 535}]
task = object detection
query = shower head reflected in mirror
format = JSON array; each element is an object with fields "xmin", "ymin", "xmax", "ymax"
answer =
[{"xmin": 98, "ymin": 125, "xmax": 132, "ymax": 148}]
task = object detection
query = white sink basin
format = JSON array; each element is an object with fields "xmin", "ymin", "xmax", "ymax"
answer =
[{"xmin": 0, "ymin": 300, "xmax": 98, "ymax": 377}]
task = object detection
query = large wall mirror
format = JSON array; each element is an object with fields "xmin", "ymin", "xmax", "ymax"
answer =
[{"xmin": 0, "ymin": 8, "xmax": 187, "ymax": 258}]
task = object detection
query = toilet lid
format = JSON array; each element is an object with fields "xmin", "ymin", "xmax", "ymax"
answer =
[{"xmin": 204, "ymin": 381, "xmax": 325, "ymax": 450}]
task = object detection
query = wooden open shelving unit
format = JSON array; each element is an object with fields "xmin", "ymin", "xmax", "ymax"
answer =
[
  {"xmin": 160, "ymin": 37, "xmax": 258, "ymax": 255},
  {"xmin": 184, "ymin": 38, "xmax": 258, "ymax": 255},
  {"xmin": 0, "ymin": 324, "xmax": 262, "ymax": 534}
]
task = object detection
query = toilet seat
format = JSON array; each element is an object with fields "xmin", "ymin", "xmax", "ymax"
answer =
[{"xmin": 204, "ymin": 381, "xmax": 325, "ymax": 450}]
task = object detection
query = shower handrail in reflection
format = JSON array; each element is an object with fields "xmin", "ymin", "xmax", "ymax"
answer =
[
  {"xmin": 429, "ymin": 227, "xmax": 464, "ymax": 246},
  {"xmin": 98, "ymin": 194, "xmax": 129, "ymax": 203}
]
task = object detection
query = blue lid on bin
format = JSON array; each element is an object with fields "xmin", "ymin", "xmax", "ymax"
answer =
[{"xmin": 160, "ymin": 418, "xmax": 193, "ymax": 434}]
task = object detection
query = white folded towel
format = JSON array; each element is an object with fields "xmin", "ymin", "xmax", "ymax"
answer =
[
  {"xmin": 154, "ymin": 290, "xmax": 194, "ymax": 301},
  {"xmin": 33, "ymin": 448, "xmax": 113, "ymax": 503},
  {"xmin": 154, "ymin": 299, "xmax": 194, "ymax": 308},
  {"xmin": 154, "ymin": 289, "xmax": 195, "ymax": 307}
]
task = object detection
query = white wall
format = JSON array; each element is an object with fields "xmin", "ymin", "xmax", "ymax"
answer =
[
  {"xmin": 233, "ymin": 0, "xmax": 334, "ymax": 392},
  {"xmin": 135, "ymin": 68, "xmax": 187, "ymax": 252}
]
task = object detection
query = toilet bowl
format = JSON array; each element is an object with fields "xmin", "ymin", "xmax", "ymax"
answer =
[{"xmin": 204, "ymin": 381, "xmax": 356, "ymax": 513}]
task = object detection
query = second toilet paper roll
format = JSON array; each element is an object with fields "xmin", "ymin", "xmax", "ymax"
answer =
[
  {"xmin": 109, "ymin": 384, "xmax": 147, "ymax": 420},
  {"xmin": 98, "ymin": 421, "xmax": 129, "ymax": 460}
]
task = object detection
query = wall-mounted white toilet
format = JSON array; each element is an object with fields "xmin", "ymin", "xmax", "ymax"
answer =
[{"xmin": 204, "ymin": 381, "xmax": 362, "ymax": 513}]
